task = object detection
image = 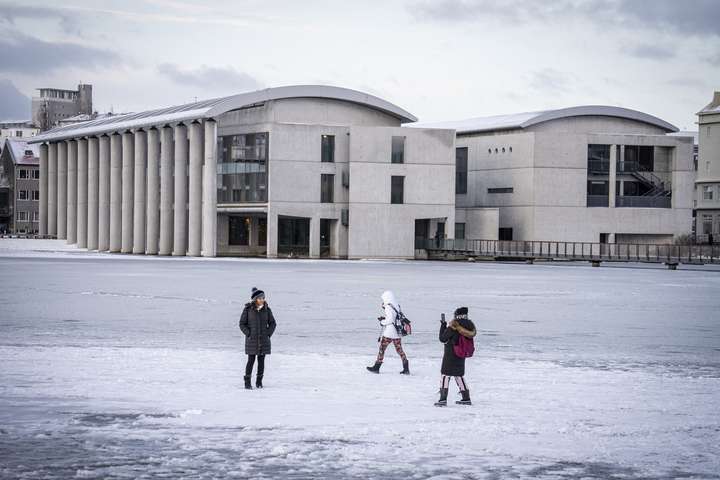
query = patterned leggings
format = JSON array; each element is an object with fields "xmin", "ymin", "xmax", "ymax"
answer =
[
  {"xmin": 441, "ymin": 375, "xmax": 468, "ymax": 392},
  {"xmin": 376, "ymin": 336, "xmax": 407, "ymax": 362}
]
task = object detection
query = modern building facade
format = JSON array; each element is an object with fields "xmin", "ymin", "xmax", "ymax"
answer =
[
  {"xmin": 413, "ymin": 106, "xmax": 695, "ymax": 244},
  {"xmin": 29, "ymin": 86, "xmax": 456, "ymax": 259},
  {"xmin": 696, "ymin": 92, "xmax": 720, "ymax": 244},
  {"xmin": 0, "ymin": 139, "xmax": 40, "ymax": 234},
  {"xmin": 32, "ymin": 84, "xmax": 93, "ymax": 131}
]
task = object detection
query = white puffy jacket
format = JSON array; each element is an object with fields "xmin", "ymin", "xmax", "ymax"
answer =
[{"xmin": 379, "ymin": 290, "xmax": 400, "ymax": 339}]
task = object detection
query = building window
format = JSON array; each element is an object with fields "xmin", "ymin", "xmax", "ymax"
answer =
[
  {"xmin": 31, "ymin": 190, "xmax": 40, "ymax": 201},
  {"xmin": 15, "ymin": 130, "xmax": 22, "ymax": 137},
  {"xmin": 17, "ymin": 190, "xmax": 28, "ymax": 200},
  {"xmin": 455, "ymin": 222, "xmax": 466, "ymax": 240},
  {"xmin": 17, "ymin": 211, "xmax": 28, "ymax": 222},
  {"xmin": 321, "ymin": 174, "xmax": 334, "ymax": 203},
  {"xmin": 217, "ymin": 132, "xmax": 268, "ymax": 203},
  {"xmin": 456, "ymin": 147, "xmax": 468, "ymax": 195},
  {"xmin": 391, "ymin": 136, "xmax": 405, "ymax": 164},
  {"xmin": 32, "ymin": 212, "xmax": 39, "ymax": 222},
  {"xmin": 703, "ymin": 215, "xmax": 713, "ymax": 235},
  {"xmin": 321, "ymin": 135, "xmax": 335, "ymax": 163},
  {"xmin": 17, "ymin": 169, "xmax": 28, "ymax": 179},
  {"xmin": 499, "ymin": 227, "xmax": 513, "ymax": 240},
  {"xmin": 278, "ymin": 216, "xmax": 310, "ymax": 256},
  {"xmin": 391, "ymin": 176, "xmax": 404, "ymax": 204},
  {"xmin": 228, "ymin": 216, "xmax": 251, "ymax": 246},
  {"xmin": 703, "ymin": 185, "xmax": 714, "ymax": 201},
  {"xmin": 488, "ymin": 187, "xmax": 513, "ymax": 194},
  {"xmin": 587, "ymin": 144, "xmax": 610, "ymax": 173},
  {"xmin": 31, "ymin": 169, "xmax": 40, "ymax": 179}
]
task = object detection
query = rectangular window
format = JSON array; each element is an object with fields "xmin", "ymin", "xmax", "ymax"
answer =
[
  {"xmin": 391, "ymin": 136, "xmax": 405, "ymax": 164},
  {"xmin": 228, "ymin": 216, "xmax": 251, "ymax": 246},
  {"xmin": 32, "ymin": 211, "xmax": 39, "ymax": 222},
  {"xmin": 15, "ymin": 130, "xmax": 22, "ymax": 137},
  {"xmin": 456, "ymin": 147, "xmax": 468, "ymax": 194},
  {"xmin": 321, "ymin": 135, "xmax": 335, "ymax": 163},
  {"xmin": 391, "ymin": 176, "xmax": 404, "ymax": 204},
  {"xmin": 31, "ymin": 190, "xmax": 40, "ymax": 201},
  {"xmin": 321, "ymin": 174, "xmax": 334, "ymax": 203},
  {"xmin": 17, "ymin": 190, "xmax": 28, "ymax": 200},
  {"xmin": 455, "ymin": 222, "xmax": 466, "ymax": 240},
  {"xmin": 499, "ymin": 227, "xmax": 513, "ymax": 241},
  {"xmin": 18, "ymin": 169, "xmax": 28, "ymax": 179},
  {"xmin": 488, "ymin": 187, "xmax": 513, "ymax": 194},
  {"xmin": 703, "ymin": 215, "xmax": 713, "ymax": 235},
  {"xmin": 587, "ymin": 144, "xmax": 610, "ymax": 172},
  {"xmin": 16, "ymin": 211, "xmax": 28, "ymax": 222},
  {"xmin": 32, "ymin": 169, "xmax": 40, "ymax": 179},
  {"xmin": 703, "ymin": 185, "xmax": 714, "ymax": 201},
  {"xmin": 217, "ymin": 132, "xmax": 268, "ymax": 203}
]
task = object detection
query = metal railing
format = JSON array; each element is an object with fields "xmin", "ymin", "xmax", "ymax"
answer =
[
  {"xmin": 615, "ymin": 196, "xmax": 671, "ymax": 208},
  {"xmin": 587, "ymin": 159, "xmax": 610, "ymax": 173},
  {"xmin": 587, "ymin": 195, "xmax": 609, "ymax": 207},
  {"xmin": 421, "ymin": 238, "xmax": 720, "ymax": 265}
]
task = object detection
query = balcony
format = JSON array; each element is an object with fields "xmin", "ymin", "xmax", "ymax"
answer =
[
  {"xmin": 587, "ymin": 195, "xmax": 609, "ymax": 207},
  {"xmin": 615, "ymin": 196, "xmax": 671, "ymax": 208}
]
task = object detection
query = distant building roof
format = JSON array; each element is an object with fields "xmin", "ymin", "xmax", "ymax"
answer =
[
  {"xmin": 30, "ymin": 85, "xmax": 418, "ymax": 143},
  {"xmin": 408, "ymin": 105, "xmax": 678, "ymax": 134},
  {"xmin": 668, "ymin": 130, "xmax": 698, "ymax": 145},
  {"xmin": 698, "ymin": 92, "xmax": 720, "ymax": 115},
  {"xmin": 3, "ymin": 138, "xmax": 39, "ymax": 165}
]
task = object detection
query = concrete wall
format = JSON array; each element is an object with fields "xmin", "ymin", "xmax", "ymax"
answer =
[
  {"xmin": 695, "ymin": 112, "xmax": 720, "ymax": 238},
  {"xmin": 455, "ymin": 207, "xmax": 499, "ymax": 239}
]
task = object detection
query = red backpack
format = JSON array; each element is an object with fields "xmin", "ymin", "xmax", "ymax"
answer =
[{"xmin": 453, "ymin": 334, "xmax": 475, "ymax": 358}]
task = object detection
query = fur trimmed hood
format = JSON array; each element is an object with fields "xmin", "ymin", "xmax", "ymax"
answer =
[{"xmin": 449, "ymin": 319, "xmax": 476, "ymax": 338}]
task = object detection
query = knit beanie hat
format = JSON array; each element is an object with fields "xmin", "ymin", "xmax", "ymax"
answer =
[
  {"xmin": 251, "ymin": 287, "xmax": 265, "ymax": 300},
  {"xmin": 454, "ymin": 307, "xmax": 469, "ymax": 319}
]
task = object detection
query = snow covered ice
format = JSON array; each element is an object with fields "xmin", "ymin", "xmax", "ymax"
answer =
[{"xmin": 1, "ymin": 241, "xmax": 719, "ymax": 479}]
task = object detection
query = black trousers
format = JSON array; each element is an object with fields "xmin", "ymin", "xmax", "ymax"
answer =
[{"xmin": 245, "ymin": 354, "xmax": 265, "ymax": 377}]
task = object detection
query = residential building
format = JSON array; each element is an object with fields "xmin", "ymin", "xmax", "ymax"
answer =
[
  {"xmin": 696, "ymin": 91, "xmax": 720, "ymax": 244},
  {"xmin": 0, "ymin": 138, "xmax": 40, "ymax": 234},
  {"xmin": 412, "ymin": 106, "xmax": 695, "ymax": 244},
  {"xmin": 0, "ymin": 121, "xmax": 40, "ymax": 147},
  {"xmin": 32, "ymin": 84, "xmax": 93, "ymax": 131},
  {"xmin": 29, "ymin": 85, "xmax": 455, "ymax": 258}
]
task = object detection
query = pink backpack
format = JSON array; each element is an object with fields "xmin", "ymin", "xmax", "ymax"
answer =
[{"xmin": 453, "ymin": 335, "xmax": 475, "ymax": 358}]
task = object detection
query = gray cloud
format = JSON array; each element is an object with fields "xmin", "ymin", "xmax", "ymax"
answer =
[
  {"xmin": 0, "ymin": 4, "xmax": 80, "ymax": 35},
  {"xmin": 624, "ymin": 43, "xmax": 676, "ymax": 61},
  {"xmin": 528, "ymin": 68, "xmax": 573, "ymax": 94},
  {"xmin": 0, "ymin": 31, "xmax": 120, "ymax": 74},
  {"xmin": 157, "ymin": 64, "xmax": 263, "ymax": 94},
  {"xmin": 410, "ymin": 0, "xmax": 720, "ymax": 37}
]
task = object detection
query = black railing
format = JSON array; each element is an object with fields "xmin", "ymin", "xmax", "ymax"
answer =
[
  {"xmin": 615, "ymin": 196, "xmax": 671, "ymax": 208},
  {"xmin": 421, "ymin": 238, "xmax": 720, "ymax": 265}
]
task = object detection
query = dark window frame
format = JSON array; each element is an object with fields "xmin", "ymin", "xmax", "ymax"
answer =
[
  {"xmin": 456, "ymin": 147, "xmax": 468, "ymax": 194},
  {"xmin": 487, "ymin": 187, "xmax": 513, "ymax": 194},
  {"xmin": 391, "ymin": 136, "xmax": 405, "ymax": 164},
  {"xmin": 321, "ymin": 174, "xmax": 335, "ymax": 203},
  {"xmin": 321, "ymin": 135, "xmax": 335, "ymax": 163},
  {"xmin": 391, "ymin": 175, "xmax": 404, "ymax": 204}
]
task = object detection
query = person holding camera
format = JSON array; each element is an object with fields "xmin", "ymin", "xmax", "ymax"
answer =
[{"xmin": 435, "ymin": 307, "xmax": 476, "ymax": 407}]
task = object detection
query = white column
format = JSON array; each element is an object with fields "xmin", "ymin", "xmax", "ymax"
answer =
[
  {"xmin": 109, "ymin": 133, "xmax": 122, "ymax": 253},
  {"xmin": 133, "ymin": 130, "xmax": 147, "ymax": 254},
  {"xmin": 98, "ymin": 136, "xmax": 111, "ymax": 251},
  {"xmin": 266, "ymin": 210, "xmax": 278, "ymax": 258},
  {"xmin": 57, "ymin": 141, "xmax": 67, "ymax": 240},
  {"xmin": 121, "ymin": 131, "xmax": 134, "ymax": 253},
  {"xmin": 609, "ymin": 144, "xmax": 617, "ymax": 208},
  {"xmin": 39, "ymin": 144, "xmax": 48, "ymax": 236},
  {"xmin": 77, "ymin": 139, "xmax": 88, "ymax": 248},
  {"xmin": 173, "ymin": 124, "xmax": 188, "ymax": 256},
  {"xmin": 188, "ymin": 122, "xmax": 203, "ymax": 256},
  {"xmin": 309, "ymin": 215, "xmax": 320, "ymax": 258},
  {"xmin": 87, "ymin": 137, "xmax": 99, "ymax": 250},
  {"xmin": 201, "ymin": 120, "xmax": 217, "ymax": 257},
  {"xmin": 66, "ymin": 140, "xmax": 77, "ymax": 244},
  {"xmin": 146, "ymin": 128, "xmax": 160, "ymax": 254},
  {"xmin": 47, "ymin": 143, "xmax": 57, "ymax": 237},
  {"xmin": 159, "ymin": 126, "xmax": 174, "ymax": 256}
]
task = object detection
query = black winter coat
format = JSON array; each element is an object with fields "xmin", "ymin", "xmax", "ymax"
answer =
[
  {"xmin": 439, "ymin": 318, "xmax": 476, "ymax": 376},
  {"xmin": 239, "ymin": 303, "xmax": 277, "ymax": 355}
]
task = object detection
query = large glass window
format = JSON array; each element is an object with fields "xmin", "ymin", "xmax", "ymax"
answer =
[
  {"xmin": 278, "ymin": 216, "xmax": 310, "ymax": 256},
  {"xmin": 321, "ymin": 174, "xmax": 334, "ymax": 203},
  {"xmin": 455, "ymin": 222, "xmax": 466, "ymax": 240},
  {"xmin": 587, "ymin": 144, "xmax": 610, "ymax": 172},
  {"xmin": 217, "ymin": 132, "xmax": 268, "ymax": 203},
  {"xmin": 456, "ymin": 147, "xmax": 468, "ymax": 194},
  {"xmin": 391, "ymin": 136, "xmax": 405, "ymax": 164},
  {"xmin": 391, "ymin": 176, "xmax": 404, "ymax": 204},
  {"xmin": 17, "ymin": 169, "xmax": 28, "ymax": 179},
  {"xmin": 228, "ymin": 216, "xmax": 251, "ymax": 246},
  {"xmin": 321, "ymin": 135, "xmax": 335, "ymax": 163}
]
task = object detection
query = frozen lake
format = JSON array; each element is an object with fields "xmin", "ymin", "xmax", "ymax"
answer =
[{"xmin": 1, "ymin": 244, "xmax": 719, "ymax": 479}]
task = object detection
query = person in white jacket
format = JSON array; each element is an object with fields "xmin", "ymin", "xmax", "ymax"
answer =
[{"xmin": 367, "ymin": 290, "xmax": 410, "ymax": 374}]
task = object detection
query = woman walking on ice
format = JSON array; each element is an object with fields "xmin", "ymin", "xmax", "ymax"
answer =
[
  {"xmin": 435, "ymin": 307, "xmax": 476, "ymax": 407},
  {"xmin": 239, "ymin": 287, "xmax": 277, "ymax": 389},
  {"xmin": 366, "ymin": 290, "xmax": 410, "ymax": 375}
]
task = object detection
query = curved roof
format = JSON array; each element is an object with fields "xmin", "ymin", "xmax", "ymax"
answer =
[
  {"xmin": 408, "ymin": 105, "xmax": 678, "ymax": 134},
  {"xmin": 30, "ymin": 85, "xmax": 417, "ymax": 144}
]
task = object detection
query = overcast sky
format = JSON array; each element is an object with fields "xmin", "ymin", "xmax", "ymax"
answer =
[{"xmin": 0, "ymin": 0, "xmax": 717, "ymax": 129}]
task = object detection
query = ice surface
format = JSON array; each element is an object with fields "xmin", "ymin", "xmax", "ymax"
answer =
[{"xmin": 1, "ymin": 242, "xmax": 719, "ymax": 479}]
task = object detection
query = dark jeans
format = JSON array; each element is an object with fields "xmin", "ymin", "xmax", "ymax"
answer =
[{"xmin": 245, "ymin": 354, "xmax": 265, "ymax": 377}]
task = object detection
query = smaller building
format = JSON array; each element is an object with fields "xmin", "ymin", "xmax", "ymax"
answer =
[
  {"xmin": 0, "ymin": 120, "xmax": 39, "ymax": 147},
  {"xmin": 0, "ymin": 138, "xmax": 40, "ymax": 234},
  {"xmin": 32, "ymin": 84, "xmax": 93, "ymax": 131},
  {"xmin": 696, "ymin": 91, "xmax": 720, "ymax": 244}
]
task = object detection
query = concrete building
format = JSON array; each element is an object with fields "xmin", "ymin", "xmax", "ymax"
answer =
[
  {"xmin": 32, "ymin": 84, "xmax": 93, "ymax": 131},
  {"xmin": 412, "ymin": 106, "xmax": 694, "ymax": 244},
  {"xmin": 696, "ymin": 92, "xmax": 720, "ymax": 244},
  {"xmin": 0, "ymin": 121, "xmax": 40, "ymax": 147},
  {"xmin": 29, "ymin": 85, "xmax": 456, "ymax": 258},
  {"xmin": 0, "ymin": 139, "xmax": 39, "ymax": 234}
]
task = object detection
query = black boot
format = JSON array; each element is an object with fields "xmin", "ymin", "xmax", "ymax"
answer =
[
  {"xmin": 456, "ymin": 389, "xmax": 472, "ymax": 405},
  {"xmin": 366, "ymin": 361, "xmax": 382, "ymax": 374},
  {"xmin": 244, "ymin": 375, "xmax": 252, "ymax": 390},
  {"xmin": 434, "ymin": 388, "xmax": 449, "ymax": 407},
  {"xmin": 400, "ymin": 359, "xmax": 410, "ymax": 375},
  {"xmin": 256, "ymin": 375, "xmax": 263, "ymax": 389}
]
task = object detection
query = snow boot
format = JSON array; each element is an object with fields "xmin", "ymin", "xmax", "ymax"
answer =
[
  {"xmin": 400, "ymin": 359, "xmax": 410, "ymax": 375},
  {"xmin": 434, "ymin": 388, "xmax": 449, "ymax": 407},
  {"xmin": 366, "ymin": 362, "xmax": 382, "ymax": 374},
  {"xmin": 244, "ymin": 375, "xmax": 253, "ymax": 390},
  {"xmin": 256, "ymin": 375, "xmax": 263, "ymax": 389},
  {"xmin": 456, "ymin": 389, "xmax": 472, "ymax": 406}
]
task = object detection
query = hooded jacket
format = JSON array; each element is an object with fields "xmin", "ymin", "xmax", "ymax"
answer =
[
  {"xmin": 379, "ymin": 290, "xmax": 400, "ymax": 339},
  {"xmin": 439, "ymin": 317, "xmax": 476, "ymax": 376},
  {"xmin": 239, "ymin": 302, "xmax": 276, "ymax": 355}
]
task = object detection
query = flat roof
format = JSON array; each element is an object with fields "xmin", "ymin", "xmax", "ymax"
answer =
[
  {"xmin": 407, "ymin": 105, "xmax": 678, "ymax": 134},
  {"xmin": 30, "ymin": 85, "xmax": 418, "ymax": 144}
]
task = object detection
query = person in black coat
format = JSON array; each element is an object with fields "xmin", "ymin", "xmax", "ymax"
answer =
[
  {"xmin": 435, "ymin": 306, "xmax": 476, "ymax": 407},
  {"xmin": 239, "ymin": 287, "xmax": 277, "ymax": 389}
]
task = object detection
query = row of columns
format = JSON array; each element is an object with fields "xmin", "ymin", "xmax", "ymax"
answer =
[{"xmin": 38, "ymin": 120, "xmax": 218, "ymax": 257}]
